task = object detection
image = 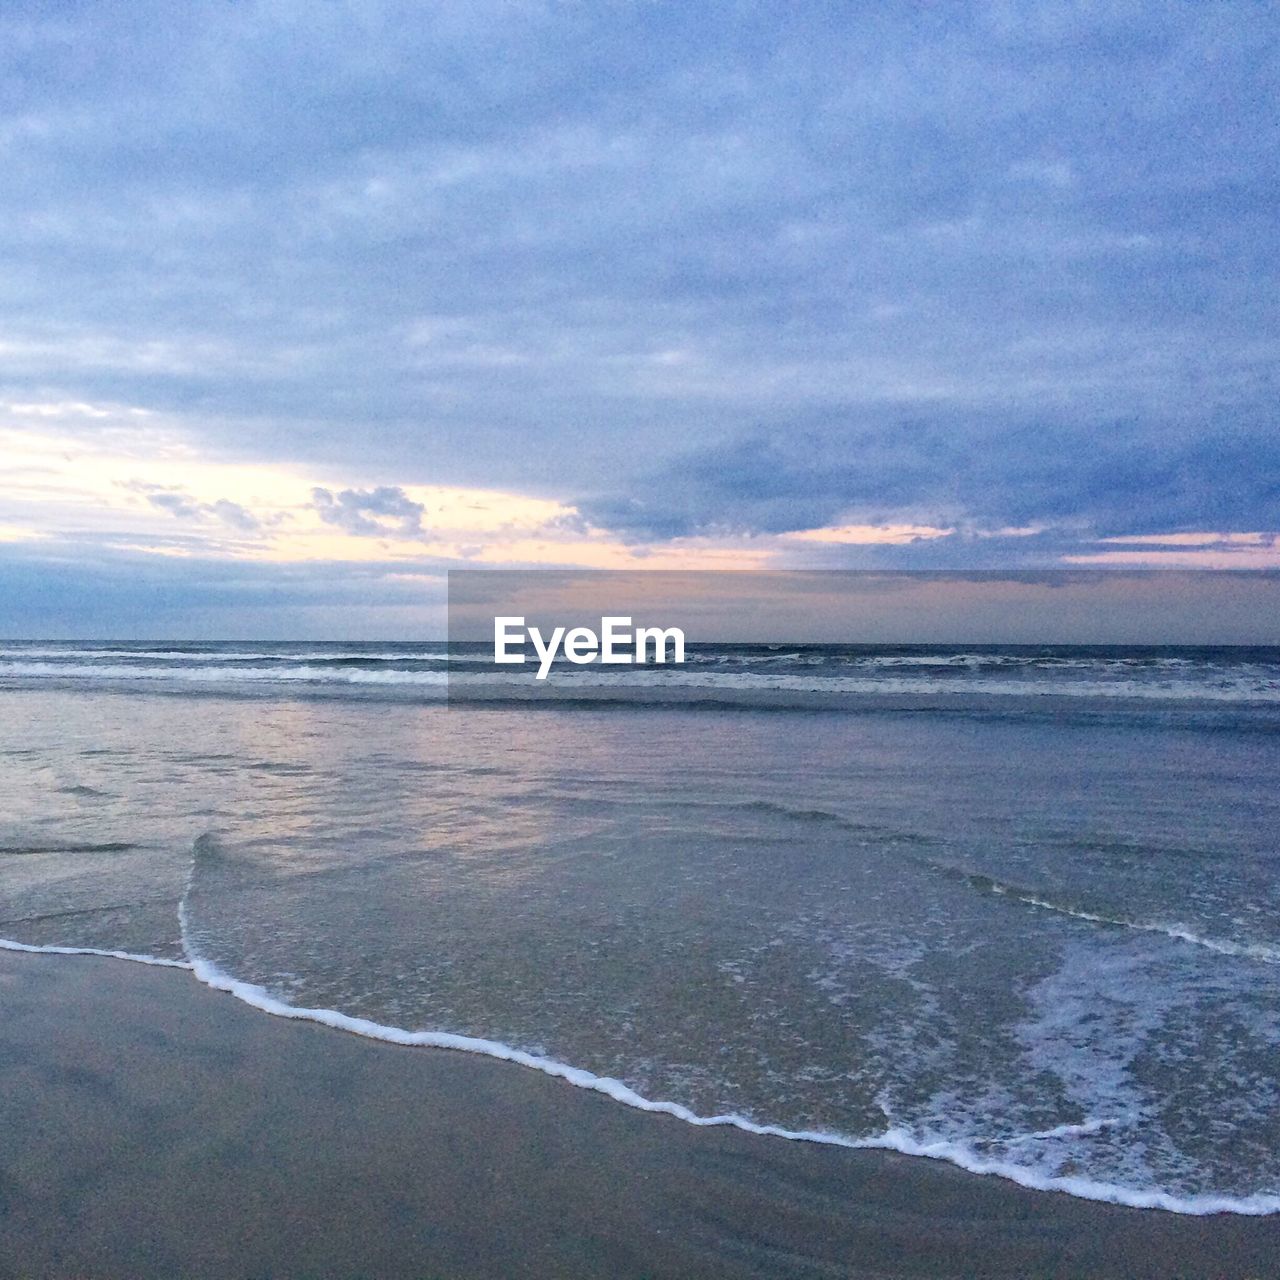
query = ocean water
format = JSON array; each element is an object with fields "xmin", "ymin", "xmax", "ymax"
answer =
[{"xmin": 1, "ymin": 641, "xmax": 1278, "ymax": 1214}]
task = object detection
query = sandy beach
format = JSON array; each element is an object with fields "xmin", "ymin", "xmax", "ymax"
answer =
[{"xmin": 0, "ymin": 949, "xmax": 1276, "ymax": 1279}]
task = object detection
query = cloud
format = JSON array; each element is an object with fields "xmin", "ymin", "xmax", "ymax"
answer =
[
  {"xmin": 0, "ymin": 537, "xmax": 449, "ymax": 639},
  {"xmin": 576, "ymin": 405, "xmax": 1280, "ymax": 553},
  {"xmin": 208, "ymin": 499, "xmax": 262, "ymax": 532},
  {"xmin": 310, "ymin": 486, "xmax": 426, "ymax": 538},
  {"xmin": 0, "ymin": 2, "xmax": 1277, "ymax": 629},
  {"xmin": 146, "ymin": 489, "xmax": 261, "ymax": 531},
  {"xmin": 147, "ymin": 491, "xmax": 203, "ymax": 520}
]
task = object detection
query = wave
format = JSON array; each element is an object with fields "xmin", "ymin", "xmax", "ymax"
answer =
[
  {"xmin": 945, "ymin": 867, "xmax": 1280, "ymax": 965},
  {"xmin": 169, "ymin": 914, "xmax": 1280, "ymax": 1216},
  {"xmin": 683, "ymin": 651, "xmax": 811, "ymax": 665},
  {"xmin": 5, "ymin": 834, "xmax": 1276, "ymax": 1216},
  {"xmin": 4, "ymin": 645, "xmax": 1280, "ymax": 707},
  {"xmin": 528, "ymin": 670, "xmax": 1280, "ymax": 702},
  {"xmin": 0, "ymin": 841, "xmax": 136, "ymax": 856},
  {"xmin": 0, "ymin": 661, "xmax": 450, "ymax": 686},
  {"xmin": 38, "ymin": 664, "xmax": 1275, "ymax": 703},
  {"xmin": 686, "ymin": 798, "xmax": 862, "ymax": 826},
  {"xmin": 0, "ymin": 647, "xmax": 452, "ymax": 663},
  {"xmin": 171, "ymin": 834, "xmax": 1278, "ymax": 1217},
  {"xmin": 0, "ymin": 935, "xmax": 190, "ymax": 969},
  {"xmin": 10, "ymin": 654, "xmax": 1255, "ymax": 678}
]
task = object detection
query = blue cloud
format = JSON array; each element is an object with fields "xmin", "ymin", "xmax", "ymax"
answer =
[
  {"xmin": 311, "ymin": 486, "xmax": 425, "ymax": 538},
  {"xmin": 578, "ymin": 404, "xmax": 1280, "ymax": 547},
  {"xmin": 0, "ymin": 0, "xmax": 1275, "ymax": 631},
  {"xmin": 0, "ymin": 539, "xmax": 448, "ymax": 639},
  {"xmin": 144, "ymin": 489, "xmax": 261, "ymax": 531}
]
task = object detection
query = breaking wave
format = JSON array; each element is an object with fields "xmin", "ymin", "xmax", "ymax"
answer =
[
  {"xmin": 6, "ymin": 826, "xmax": 1278, "ymax": 1218},
  {"xmin": 942, "ymin": 866, "xmax": 1280, "ymax": 966}
]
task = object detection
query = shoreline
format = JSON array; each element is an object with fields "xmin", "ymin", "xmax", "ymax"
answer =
[
  {"xmin": 2, "ymin": 950, "xmax": 1277, "ymax": 1278},
  {"xmin": 8, "ymin": 931, "xmax": 1275, "ymax": 1218}
]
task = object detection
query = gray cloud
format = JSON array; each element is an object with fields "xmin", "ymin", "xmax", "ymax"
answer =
[
  {"xmin": 146, "ymin": 491, "xmax": 203, "ymax": 520},
  {"xmin": 0, "ymin": 0, "xmax": 1276, "ymax": 631},
  {"xmin": 146, "ymin": 490, "xmax": 261, "ymax": 531},
  {"xmin": 311, "ymin": 486, "xmax": 425, "ymax": 538},
  {"xmin": 0, "ymin": 537, "xmax": 449, "ymax": 639},
  {"xmin": 208, "ymin": 499, "xmax": 262, "ymax": 532},
  {"xmin": 578, "ymin": 403, "xmax": 1280, "ymax": 550}
]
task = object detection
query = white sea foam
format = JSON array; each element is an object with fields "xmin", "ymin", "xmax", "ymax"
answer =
[
  {"xmin": 0, "ymin": 648, "xmax": 451, "ymax": 663},
  {"xmin": 169, "ymin": 901, "xmax": 1280, "ymax": 1217},
  {"xmin": 537, "ymin": 669, "xmax": 1280, "ymax": 702},
  {"xmin": 986, "ymin": 883, "xmax": 1280, "ymax": 965},
  {"xmin": 178, "ymin": 944, "xmax": 1280, "ymax": 1215},
  {"xmin": 4, "ymin": 914, "xmax": 1275, "ymax": 1216},
  {"xmin": 0, "ymin": 934, "xmax": 190, "ymax": 969},
  {"xmin": 0, "ymin": 661, "xmax": 450, "ymax": 686},
  {"xmin": 1012, "ymin": 1118, "xmax": 1117, "ymax": 1142},
  {"xmin": 8, "ymin": 797, "xmax": 1278, "ymax": 1220},
  {"xmin": 2, "ymin": 647, "xmax": 1279, "ymax": 704}
]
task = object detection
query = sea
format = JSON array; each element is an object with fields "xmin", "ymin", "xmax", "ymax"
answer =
[{"xmin": 1, "ymin": 640, "xmax": 1278, "ymax": 1214}]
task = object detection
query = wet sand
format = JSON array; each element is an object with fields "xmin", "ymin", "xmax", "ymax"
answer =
[{"xmin": 1, "ymin": 950, "xmax": 1276, "ymax": 1279}]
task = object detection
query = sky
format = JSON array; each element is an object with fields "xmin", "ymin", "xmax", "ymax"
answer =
[
  {"xmin": 1, "ymin": 1, "xmax": 1277, "ymax": 637},
  {"xmin": 448, "ymin": 570, "xmax": 1280, "ymax": 645}
]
